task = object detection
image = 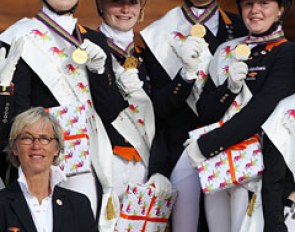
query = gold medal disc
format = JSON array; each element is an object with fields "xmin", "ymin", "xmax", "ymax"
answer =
[
  {"xmin": 190, "ymin": 24, "xmax": 207, "ymax": 38},
  {"xmin": 235, "ymin": 44, "xmax": 251, "ymax": 61},
  {"xmin": 72, "ymin": 48, "xmax": 88, "ymax": 65},
  {"xmin": 123, "ymin": 56, "xmax": 139, "ymax": 70}
]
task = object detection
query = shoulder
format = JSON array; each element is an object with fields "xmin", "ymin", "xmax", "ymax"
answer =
[
  {"xmin": 80, "ymin": 26, "xmax": 111, "ymax": 55},
  {"xmin": 277, "ymin": 41, "xmax": 295, "ymax": 51},
  {"xmin": 0, "ymin": 18, "xmax": 36, "ymax": 44},
  {"xmin": 0, "ymin": 182, "xmax": 21, "ymax": 204},
  {"xmin": 80, "ymin": 26, "xmax": 107, "ymax": 44},
  {"xmin": 270, "ymin": 41, "xmax": 295, "ymax": 59},
  {"xmin": 54, "ymin": 186, "xmax": 90, "ymax": 204}
]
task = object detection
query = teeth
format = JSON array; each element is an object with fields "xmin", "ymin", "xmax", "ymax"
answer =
[{"xmin": 30, "ymin": 155, "xmax": 43, "ymax": 158}]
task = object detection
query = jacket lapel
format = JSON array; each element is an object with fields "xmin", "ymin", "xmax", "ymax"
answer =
[
  {"xmin": 216, "ymin": 11, "xmax": 228, "ymax": 44},
  {"xmin": 52, "ymin": 187, "xmax": 67, "ymax": 232},
  {"xmin": 8, "ymin": 182, "xmax": 38, "ymax": 232}
]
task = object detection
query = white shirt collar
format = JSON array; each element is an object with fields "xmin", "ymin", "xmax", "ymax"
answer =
[
  {"xmin": 190, "ymin": 6, "xmax": 219, "ymax": 37},
  {"xmin": 191, "ymin": 7, "xmax": 206, "ymax": 17},
  {"xmin": 42, "ymin": 6, "xmax": 77, "ymax": 35},
  {"xmin": 18, "ymin": 165, "xmax": 67, "ymax": 197},
  {"xmin": 100, "ymin": 22, "xmax": 134, "ymax": 50}
]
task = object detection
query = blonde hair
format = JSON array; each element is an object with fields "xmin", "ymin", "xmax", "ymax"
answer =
[{"xmin": 6, "ymin": 107, "xmax": 64, "ymax": 167}]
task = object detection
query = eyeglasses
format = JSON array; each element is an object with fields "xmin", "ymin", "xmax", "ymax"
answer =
[{"xmin": 18, "ymin": 134, "xmax": 57, "ymax": 145}]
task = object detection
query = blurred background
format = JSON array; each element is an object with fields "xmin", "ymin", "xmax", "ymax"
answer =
[{"xmin": 1, "ymin": 0, "xmax": 294, "ymax": 41}]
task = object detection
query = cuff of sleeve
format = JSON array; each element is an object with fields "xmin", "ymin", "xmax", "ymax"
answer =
[
  {"xmin": 0, "ymin": 83, "xmax": 14, "ymax": 95},
  {"xmin": 180, "ymin": 69, "xmax": 196, "ymax": 83}
]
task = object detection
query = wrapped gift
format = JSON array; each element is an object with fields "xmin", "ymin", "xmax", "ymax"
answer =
[
  {"xmin": 115, "ymin": 183, "xmax": 176, "ymax": 232},
  {"xmin": 189, "ymin": 122, "xmax": 264, "ymax": 194},
  {"xmin": 46, "ymin": 103, "xmax": 92, "ymax": 176}
]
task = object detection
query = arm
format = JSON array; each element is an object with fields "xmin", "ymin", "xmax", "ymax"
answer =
[
  {"xmin": 198, "ymin": 43, "xmax": 295, "ymax": 157},
  {"xmin": 85, "ymin": 31, "xmax": 129, "ymax": 124}
]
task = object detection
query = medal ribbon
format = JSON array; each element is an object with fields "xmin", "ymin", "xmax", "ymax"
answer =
[
  {"xmin": 244, "ymin": 29, "xmax": 285, "ymax": 46},
  {"xmin": 106, "ymin": 39, "xmax": 135, "ymax": 59},
  {"xmin": 35, "ymin": 10, "xmax": 82, "ymax": 48},
  {"xmin": 181, "ymin": 0, "xmax": 218, "ymax": 25}
]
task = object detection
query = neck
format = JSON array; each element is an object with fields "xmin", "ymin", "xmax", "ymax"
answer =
[
  {"xmin": 25, "ymin": 171, "xmax": 51, "ymax": 204},
  {"xmin": 42, "ymin": 2, "xmax": 78, "ymax": 16},
  {"xmin": 250, "ymin": 22, "xmax": 282, "ymax": 37},
  {"xmin": 191, "ymin": 0, "xmax": 214, "ymax": 8}
]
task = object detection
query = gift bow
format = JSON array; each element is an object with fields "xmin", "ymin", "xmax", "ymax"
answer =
[
  {"xmin": 120, "ymin": 196, "xmax": 169, "ymax": 231},
  {"xmin": 226, "ymin": 134, "xmax": 260, "ymax": 185}
]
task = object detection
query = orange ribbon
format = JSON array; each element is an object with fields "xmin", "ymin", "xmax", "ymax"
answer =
[
  {"xmin": 120, "ymin": 196, "xmax": 168, "ymax": 231},
  {"xmin": 225, "ymin": 135, "xmax": 260, "ymax": 185},
  {"xmin": 113, "ymin": 146, "xmax": 141, "ymax": 162}
]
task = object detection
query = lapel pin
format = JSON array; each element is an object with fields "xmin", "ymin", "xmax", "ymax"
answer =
[{"xmin": 56, "ymin": 199, "xmax": 63, "ymax": 206}]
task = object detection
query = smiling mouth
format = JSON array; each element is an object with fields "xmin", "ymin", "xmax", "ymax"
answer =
[
  {"xmin": 116, "ymin": 16, "xmax": 132, "ymax": 20},
  {"xmin": 30, "ymin": 155, "xmax": 45, "ymax": 159}
]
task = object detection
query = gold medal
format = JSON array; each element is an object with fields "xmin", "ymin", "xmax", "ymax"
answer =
[
  {"xmin": 123, "ymin": 56, "xmax": 139, "ymax": 70},
  {"xmin": 190, "ymin": 24, "xmax": 207, "ymax": 38},
  {"xmin": 235, "ymin": 44, "xmax": 251, "ymax": 61},
  {"xmin": 72, "ymin": 48, "xmax": 88, "ymax": 65}
]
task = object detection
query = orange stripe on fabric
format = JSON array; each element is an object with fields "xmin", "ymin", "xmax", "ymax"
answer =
[
  {"xmin": 113, "ymin": 146, "xmax": 141, "ymax": 162},
  {"xmin": 218, "ymin": 7, "xmax": 232, "ymax": 25},
  {"xmin": 64, "ymin": 133, "xmax": 89, "ymax": 141},
  {"xmin": 265, "ymin": 38, "xmax": 287, "ymax": 51}
]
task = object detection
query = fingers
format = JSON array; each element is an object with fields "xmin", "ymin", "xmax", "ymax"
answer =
[
  {"xmin": 239, "ymin": 62, "xmax": 248, "ymax": 75},
  {"xmin": 229, "ymin": 61, "xmax": 248, "ymax": 79},
  {"xmin": 80, "ymin": 38, "xmax": 91, "ymax": 50},
  {"xmin": 6, "ymin": 36, "xmax": 25, "ymax": 67},
  {"xmin": 147, "ymin": 174, "xmax": 173, "ymax": 200},
  {"xmin": 183, "ymin": 138, "xmax": 195, "ymax": 147},
  {"xmin": 123, "ymin": 68, "xmax": 139, "ymax": 76},
  {"xmin": 154, "ymin": 180, "xmax": 172, "ymax": 200},
  {"xmin": 81, "ymin": 39, "xmax": 106, "ymax": 60}
]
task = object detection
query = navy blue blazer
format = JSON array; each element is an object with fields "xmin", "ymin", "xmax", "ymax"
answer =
[{"xmin": 0, "ymin": 181, "xmax": 98, "ymax": 232}]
